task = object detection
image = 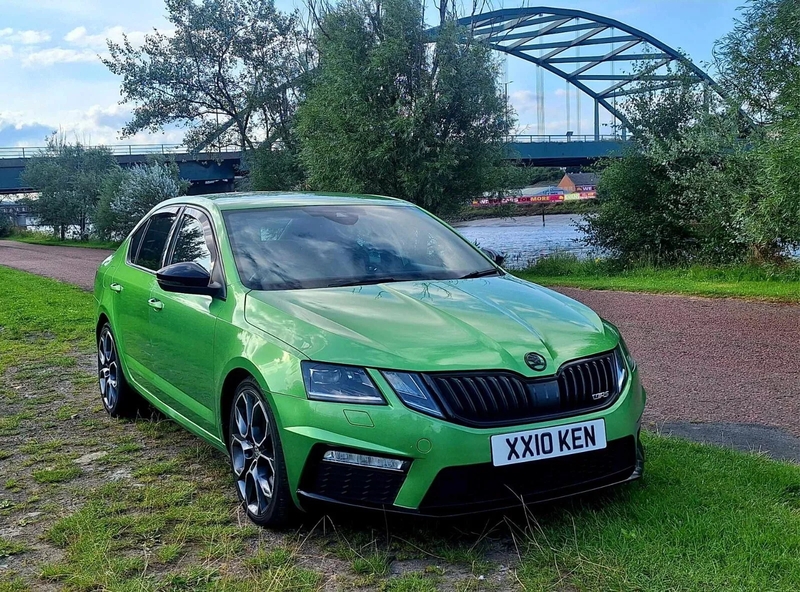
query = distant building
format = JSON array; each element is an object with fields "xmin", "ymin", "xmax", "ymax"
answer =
[
  {"xmin": 0, "ymin": 201, "xmax": 33, "ymax": 226},
  {"xmin": 558, "ymin": 172, "xmax": 598, "ymax": 193}
]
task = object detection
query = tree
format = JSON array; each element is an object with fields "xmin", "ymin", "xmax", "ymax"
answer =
[
  {"xmin": 103, "ymin": 0, "xmax": 305, "ymax": 151},
  {"xmin": 95, "ymin": 161, "xmax": 189, "ymax": 240},
  {"xmin": 713, "ymin": 0, "xmax": 800, "ymax": 124},
  {"xmin": 713, "ymin": 0, "xmax": 800, "ymax": 258},
  {"xmin": 295, "ymin": 0, "xmax": 517, "ymax": 215},
  {"xmin": 21, "ymin": 135, "xmax": 117, "ymax": 240},
  {"xmin": 524, "ymin": 167, "xmax": 564, "ymax": 186},
  {"xmin": 731, "ymin": 118, "xmax": 800, "ymax": 259}
]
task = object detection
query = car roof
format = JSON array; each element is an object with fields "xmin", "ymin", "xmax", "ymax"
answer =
[{"xmin": 163, "ymin": 191, "xmax": 409, "ymax": 211}]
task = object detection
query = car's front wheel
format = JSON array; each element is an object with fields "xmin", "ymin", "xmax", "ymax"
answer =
[
  {"xmin": 97, "ymin": 323, "xmax": 142, "ymax": 418},
  {"xmin": 228, "ymin": 378, "xmax": 297, "ymax": 527}
]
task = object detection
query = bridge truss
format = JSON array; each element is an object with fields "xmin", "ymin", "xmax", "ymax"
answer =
[{"xmin": 428, "ymin": 7, "xmax": 723, "ymax": 138}]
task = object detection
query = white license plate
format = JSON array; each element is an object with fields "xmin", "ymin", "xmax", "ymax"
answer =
[{"xmin": 490, "ymin": 419, "xmax": 606, "ymax": 467}]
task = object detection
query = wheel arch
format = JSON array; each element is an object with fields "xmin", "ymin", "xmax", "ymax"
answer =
[
  {"xmin": 218, "ymin": 359, "xmax": 273, "ymax": 451},
  {"xmin": 96, "ymin": 311, "xmax": 110, "ymax": 340}
]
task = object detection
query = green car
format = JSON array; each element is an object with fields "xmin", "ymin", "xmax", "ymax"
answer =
[{"xmin": 94, "ymin": 192, "xmax": 645, "ymax": 526}]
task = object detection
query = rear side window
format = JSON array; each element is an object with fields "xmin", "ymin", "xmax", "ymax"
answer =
[
  {"xmin": 128, "ymin": 223, "xmax": 147, "ymax": 263},
  {"xmin": 134, "ymin": 212, "xmax": 177, "ymax": 271}
]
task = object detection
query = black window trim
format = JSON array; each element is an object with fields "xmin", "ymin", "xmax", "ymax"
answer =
[
  {"xmin": 163, "ymin": 205, "xmax": 227, "ymax": 299},
  {"xmin": 125, "ymin": 205, "xmax": 183, "ymax": 275}
]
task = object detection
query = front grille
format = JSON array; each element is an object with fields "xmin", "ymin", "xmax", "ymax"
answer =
[
  {"xmin": 422, "ymin": 350, "xmax": 620, "ymax": 427},
  {"xmin": 299, "ymin": 449, "xmax": 406, "ymax": 507},
  {"xmin": 420, "ymin": 436, "xmax": 636, "ymax": 513}
]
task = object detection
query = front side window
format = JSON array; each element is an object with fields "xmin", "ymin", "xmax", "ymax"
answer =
[
  {"xmin": 134, "ymin": 211, "xmax": 177, "ymax": 271},
  {"xmin": 170, "ymin": 212, "xmax": 213, "ymax": 273},
  {"xmin": 223, "ymin": 205, "xmax": 497, "ymax": 291}
]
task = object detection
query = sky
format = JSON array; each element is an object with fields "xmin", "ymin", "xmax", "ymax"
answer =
[{"xmin": 0, "ymin": 0, "xmax": 743, "ymax": 147}]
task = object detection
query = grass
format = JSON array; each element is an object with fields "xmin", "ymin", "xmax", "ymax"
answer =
[
  {"xmin": 517, "ymin": 253, "xmax": 800, "ymax": 302},
  {"xmin": 31, "ymin": 465, "xmax": 81, "ymax": 484},
  {"xmin": 7, "ymin": 229, "xmax": 118, "ymax": 250},
  {"xmin": 0, "ymin": 538, "xmax": 29, "ymax": 558},
  {"xmin": 1, "ymin": 266, "xmax": 800, "ymax": 590},
  {"xmin": 515, "ymin": 433, "xmax": 800, "ymax": 591}
]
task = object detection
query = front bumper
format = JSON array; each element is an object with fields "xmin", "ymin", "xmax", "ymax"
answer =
[{"xmin": 272, "ymin": 369, "xmax": 646, "ymax": 515}]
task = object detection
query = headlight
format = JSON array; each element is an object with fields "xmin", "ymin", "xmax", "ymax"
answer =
[
  {"xmin": 619, "ymin": 337, "xmax": 637, "ymax": 372},
  {"xmin": 613, "ymin": 338, "xmax": 636, "ymax": 393},
  {"xmin": 381, "ymin": 371, "xmax": 444, "ymax": 418},
  {"xmin": 301, "ymin": 362, "xmax": 385, "ymax": 405},
  {"xmin": 613, "ymin": 347, "xmax": 628, "ymax": 393}
]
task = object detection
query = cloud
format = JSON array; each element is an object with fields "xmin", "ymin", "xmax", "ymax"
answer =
[
  {"xmin": 0, "ymin": 28, "xmax": 50, "ymax": 44},
  {"xmin": 64, "ymin": 25, "xmax": 149, "ymax": 49},
  {"xmin": 0, "ymin": 45, "xmax": 12, "ymax": 60},
  {"xmin": 23, "ymin": 47, "xmax": 103, "ymax": 67},
  {"xmin": 86, "ymin": 104, "xmax": 131, "ymax": 130},
  {"xmin": 0, "ymin": 120, "xmax": 55, "ymax": 146},
  {"xmin": 510, "ymin": 89, "xmax": 542, "ymax": 116}
]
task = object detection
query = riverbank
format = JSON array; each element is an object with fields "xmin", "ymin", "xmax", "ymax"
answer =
[
  {"xmin": 445, "ymin": 199, "xmax": 598, "ymax": 223},
  {"xmin": 517, "ymin": 255, "xmax": 800, "ymax": 303}
]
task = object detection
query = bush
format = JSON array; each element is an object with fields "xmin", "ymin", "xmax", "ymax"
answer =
[
  {"xmin": 0, "ymin": 215, "xmax": 12, "ymax": 238},
  {"xmin": 95, "ymin": 161, "xmax": 188, "ymax": 240},
  {"xmin": 247, "ymin": 145, "xmax": 305, "ymax": 191},
  {"xmin": 579, "ymin": 69, "xmax": 751, "ymax": 265}
]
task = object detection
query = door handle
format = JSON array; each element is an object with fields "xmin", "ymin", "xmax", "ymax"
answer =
[
  {"xmin": 109, "ymin": 283, "xmax": 123, "ymax": 293},
  {"xmin": 147, "ymin": 298, "xmax": 164, "ymax": 311}
]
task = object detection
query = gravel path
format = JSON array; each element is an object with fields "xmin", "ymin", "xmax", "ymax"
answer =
[
  {"xmin": 2, "ymin": 239, "xmax": 799, "ymax": 451},
  {"xmin": 0, "ymin": 240, "xmax": 112, "ymax": 290},
  {"xmin": 559, "ymin": 288, "xmax": 800, "ymax": 440}
]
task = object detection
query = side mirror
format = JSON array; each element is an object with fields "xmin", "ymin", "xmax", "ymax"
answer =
[
  {"xmin": 481, "ymin": 248, "xmax": 506, "ymax": 267},
  {"xmin": 157, "ymin": 262, "xmax": 223, "ymax": 297}
]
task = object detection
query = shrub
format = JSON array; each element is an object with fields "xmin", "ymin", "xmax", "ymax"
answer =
[
  {"xmin": 0, "ymin": 215, "xmax": 12, "ymax": 238},
  {"xmin": 95, "ymin": 161, "xmax": 188, "ymax": 240}
]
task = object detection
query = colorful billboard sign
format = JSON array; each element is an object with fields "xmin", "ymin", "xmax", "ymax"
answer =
[{"xmin": 472, "ymin": 190, "xmax": 596, "ymax": 207}]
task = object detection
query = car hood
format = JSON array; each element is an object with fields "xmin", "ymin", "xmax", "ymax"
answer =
[{"xmin": 244, "ymin": 275, "xmax": 617, "ymax": 375}]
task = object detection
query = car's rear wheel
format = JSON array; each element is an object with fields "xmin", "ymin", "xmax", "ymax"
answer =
[
  {"xmin": 228, "ymin": 378, "xmax": 297, "ymax": 527},
  {"xmin": 97, "ymin": 323, "xmax": 141, "ymax": 418}
]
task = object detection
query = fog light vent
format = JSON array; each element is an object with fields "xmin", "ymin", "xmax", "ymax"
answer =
[{"xmin": 322, "ymin": 450, "xmax": 407, "ymax": 472}]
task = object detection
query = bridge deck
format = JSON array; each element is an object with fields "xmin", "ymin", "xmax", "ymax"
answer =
[{"xmin": 0, "ymin": 137, "xmax": 631, "ymax": 193}]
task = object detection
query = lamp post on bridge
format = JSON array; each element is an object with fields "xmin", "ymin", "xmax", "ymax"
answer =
[{"xmin": 503, "ymin": 81, "xmax": 513, "ymax": 137}]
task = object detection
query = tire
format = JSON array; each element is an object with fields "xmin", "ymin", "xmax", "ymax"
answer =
[
  {"xmin": 228, "ymin": 378, "xmax": 298, "ymax": 527},
  {"xmin": 97, "ymin": 323, "xmax": 142, "ymax": 418}
]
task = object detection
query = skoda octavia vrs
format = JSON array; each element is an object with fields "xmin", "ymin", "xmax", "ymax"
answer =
[{"xmin": 94, "ymin": 192, "xmax": 645, "ymax": 526}]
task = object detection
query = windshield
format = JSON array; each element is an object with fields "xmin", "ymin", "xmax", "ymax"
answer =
[{"xmin": 223, "ymin": 205, "xmax": 499, "ymax": 290}]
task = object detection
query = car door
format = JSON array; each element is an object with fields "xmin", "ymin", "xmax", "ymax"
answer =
[
  {"xmin": 110, "ymin": 207, "xmax": 180, "ymax": 389},
  {"xmin": 147, "ymin": 207, "xmax": 224, "ymax": 434}
]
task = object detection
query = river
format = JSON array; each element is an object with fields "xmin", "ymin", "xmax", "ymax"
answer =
[{"xmin": 453, "ymin": 214, "xmax": 591, "ymax": 269}]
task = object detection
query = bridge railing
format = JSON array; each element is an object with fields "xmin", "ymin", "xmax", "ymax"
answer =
[
  {"xmin": 0, "ymin": 144, "xmax": 242, "ymax": 159},
  {"xmin": 506, "ymin": 134, "xmax": 628, "ymax": 143}
]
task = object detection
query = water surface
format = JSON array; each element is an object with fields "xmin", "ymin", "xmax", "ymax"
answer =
[{"xmin": 454, "ymin": 214, "xmax": 590, "ymax": 269}]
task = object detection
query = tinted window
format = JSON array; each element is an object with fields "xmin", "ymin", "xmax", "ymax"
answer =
[
  {"xmin": 171, "ymin": 213, "xmax": 212, "ymax": 273},
  {"xmin": 135, "ymin": 212, "xmax": 177, "ymax": 271},
  {"xmin": 128, "ymin": 222, "xmax": 147, "ymax": 262},
  {"xmin": 223, "ymin": 205, "xmax": 497, "ymax": 291}
]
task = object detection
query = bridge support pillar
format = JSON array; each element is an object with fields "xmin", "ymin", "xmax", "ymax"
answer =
[{"xmin": 594, "ymin": 99, "xmax": 600, "ymax": 141}]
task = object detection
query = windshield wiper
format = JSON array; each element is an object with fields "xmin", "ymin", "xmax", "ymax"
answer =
[
  {"xmin": 458, "ymin": 269, "xmax": 501, "ymax": 280},
  {"xmin": 327, "ymin": 277, "xmax": 400, "ymax": 288}
]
